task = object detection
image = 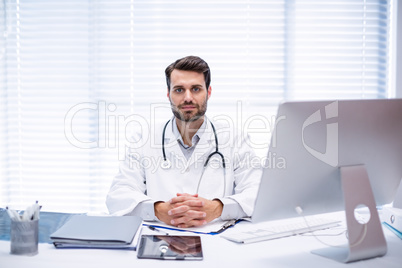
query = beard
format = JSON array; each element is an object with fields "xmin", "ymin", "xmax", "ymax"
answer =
[{"xmin": 170, "ymin": 98, "xmax": 208, "ymax": 123}]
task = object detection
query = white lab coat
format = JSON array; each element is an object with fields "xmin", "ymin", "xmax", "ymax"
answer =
[{"xmin": 106, "ymin": 117, "xmax": 262, "ymax": 220}]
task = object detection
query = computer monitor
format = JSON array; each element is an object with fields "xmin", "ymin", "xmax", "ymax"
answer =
[
  {"xmin": 252, "ymin": 99, "xmax": 402, "ymax": 222},
  {"xmin": 251, "ymin": 99, "xmax": 402, "ymax": 262}
]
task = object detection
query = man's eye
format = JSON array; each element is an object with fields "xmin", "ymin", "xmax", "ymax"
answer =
[
  {"xmin": 193, "ymin": 87, "xmax": 200, "ymax": 92},
  {"xmin": 175, "ymin": 88, "xmax": 183, "ymax": 93}
]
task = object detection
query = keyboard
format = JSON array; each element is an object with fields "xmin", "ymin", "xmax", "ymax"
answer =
[{"xmin": 221, "ymin": 217, "xmax": 341, "ymax": 244}]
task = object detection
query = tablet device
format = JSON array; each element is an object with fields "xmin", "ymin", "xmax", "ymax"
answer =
[{"xmin": 137, "ymin": 235, "xmax": 203, "ymax": 260}]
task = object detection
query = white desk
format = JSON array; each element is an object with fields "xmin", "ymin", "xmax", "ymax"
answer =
[{"xmin": 0, "ymin": 218, "xmax": 401, "ymax": 268}]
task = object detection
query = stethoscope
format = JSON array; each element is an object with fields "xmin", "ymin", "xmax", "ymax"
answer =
[{"xmin": 160, "ymin": 119, "xmax": 226, "ymax": 195}]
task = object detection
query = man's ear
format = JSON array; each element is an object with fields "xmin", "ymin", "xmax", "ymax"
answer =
[
  {"xmin": 167, "ymin": 88, "xmax": 170, "ymax": 98},
  {"xmin": 207, "ymin": 86, "xmax": 212, "ymax": 100}
]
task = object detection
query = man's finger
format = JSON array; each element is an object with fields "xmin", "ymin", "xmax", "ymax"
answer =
[
  {"xmin": 170, "ymin": 211, "xmax": 207, "ymax": 226},
  {"xmin": 168, "ymin": 205, "xmax": 190, "ymax": 216},
  {"xmin": 176, "ymin": 193, "xmax": 198, "ymax": 197},
  {"xmin": 183, "ymin": 199, "xmax": 204, "ymax": 207},
  {"xmin": 169, "ymin": 195, "xmax": 199, "ymax": 204},
  {"xmin": 177, "ymin": 218, "xmax": 207, "ymax": 228}
]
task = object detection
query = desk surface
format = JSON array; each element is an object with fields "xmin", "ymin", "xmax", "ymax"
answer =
[{"xmin": 0, "ymin": 212, "xmax": 401, "ymax": 268}]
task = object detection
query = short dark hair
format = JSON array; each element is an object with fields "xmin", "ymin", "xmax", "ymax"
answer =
[{"xmin": 165, "ymin": 56, "xmax": 211, "ymax": 90}]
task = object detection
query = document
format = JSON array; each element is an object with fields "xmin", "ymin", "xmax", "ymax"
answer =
[
  {"xmin": 382, "ymin": 207, "xmax": 402, "ymax": 239},
  {"xmin": 50, "ymin": 215, "xmax": 142, "ymax": 249},
  {"xmin": 383, "ymin": 222, "xmax": 402, "ymax": 239},
  {"xmin": 144, "ymin": 218, "xmax": 243, "ymax": 235}
]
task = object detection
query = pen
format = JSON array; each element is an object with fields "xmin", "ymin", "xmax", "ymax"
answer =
[
  {"xmin": 6, "ymin": 207, "xmax": 21, "ymax": 222},
  {"xmin": 216, "ymin": 219, "xmax": 241, "ymax": 234},
  {"xmin": 148, "ymin": 225, "xmax": 169, "ymax": 235},
  {"xmin": 6, "ymin": 202, "xmax": 41, "ymax": 222}
]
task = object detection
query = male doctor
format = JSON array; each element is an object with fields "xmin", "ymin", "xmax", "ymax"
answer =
[{"xmin": 106, "ymin": 56, "xmax": 261, "ymax": 228}]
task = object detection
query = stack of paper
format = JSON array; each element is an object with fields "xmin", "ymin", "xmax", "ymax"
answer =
[
  {"xmin": 50, "ymin": 215, "xmax": 142, "ymax": 249},
  {"xmin": 382, "ymin": 207, "xmax": 402, "ymax": 239},
  {"xmin": 144, "ymin": 218, "xmax": 241, "ymax": 235}
]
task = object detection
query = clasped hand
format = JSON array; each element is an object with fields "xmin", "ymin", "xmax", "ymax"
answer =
[{"xmin": 154, "ymin": 193, "xmax": 223, "ymax": 228}]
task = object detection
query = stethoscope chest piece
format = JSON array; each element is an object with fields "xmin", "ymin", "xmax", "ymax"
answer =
[{"xmin": 161, "ymin": 159, "xmax": 171, "ymax": 169}]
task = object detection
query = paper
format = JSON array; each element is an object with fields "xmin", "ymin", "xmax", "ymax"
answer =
[
  {"xmin": 144, "ymin": 219, "xmax": 234, "ymax": 235},
  {"xmin": 383, "ymin": 222, "xmax": 402, "ymax": 239}
]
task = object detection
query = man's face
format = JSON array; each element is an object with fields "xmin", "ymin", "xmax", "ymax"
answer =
[{"xmin": 167, "ymin": 69, "xmax": 211, "ymax": 122}]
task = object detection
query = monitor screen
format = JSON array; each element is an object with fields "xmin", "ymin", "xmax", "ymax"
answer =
[{"xmin": 252, "ymin": 99, "xmax": 402, "ymax": 222}]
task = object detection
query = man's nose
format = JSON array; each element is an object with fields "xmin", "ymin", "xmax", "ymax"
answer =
[{"xmin": 183, "ymin": 89, "xmax": 193, "ymax": 102}]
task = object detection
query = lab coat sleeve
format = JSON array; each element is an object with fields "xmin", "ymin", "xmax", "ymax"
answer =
[
  {"xmin": 126, "ymin": 200, "xmax": 157, "ymax": 221},
  {"xmin": 218, "ymin": 198, "xmax": 247, "ymax": 220},
  {"xmin": 106, "ymin": 132, "xmax": 156, "ymax": 219},
  {"xmin": 222, "ymin": 132, "xmax": 262, "ymax": 218}
]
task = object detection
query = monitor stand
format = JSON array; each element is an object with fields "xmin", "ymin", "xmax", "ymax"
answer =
[{"xmin": 311, "ymin": 165, "xmax": 387, "ymax": 263}]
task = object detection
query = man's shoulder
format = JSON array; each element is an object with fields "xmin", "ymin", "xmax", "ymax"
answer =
[
  {"xmin": 207, "ymin": 117, "xmax": 251, "ymax": 151},
  {"xmin": 208, "ymin": 117, "xmax": 243, "ymax": 137}
]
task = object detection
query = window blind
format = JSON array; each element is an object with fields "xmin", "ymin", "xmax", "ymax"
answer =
[
  {"xmin": 285, "ymin": 0, "xmax": 392, "ymax": 100},
  {"xmin": 0, "ymin": 0, "xmax": 395, "ymax": 213}
]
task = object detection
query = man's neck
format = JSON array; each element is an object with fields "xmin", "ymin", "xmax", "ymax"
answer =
[{"xmin": 175, "ymin": 117, "xmax": 204, "ymax": 146}]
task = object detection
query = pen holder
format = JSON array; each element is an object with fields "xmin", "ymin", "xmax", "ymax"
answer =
[{"xmin": 10, "ymin": 219, "xmax": 39, "ymax": 256}]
